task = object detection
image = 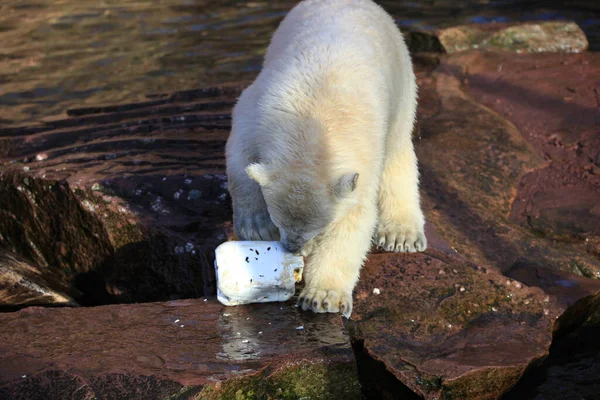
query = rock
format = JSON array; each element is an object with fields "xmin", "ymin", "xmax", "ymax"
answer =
[
  {"xmin": 502, "ymin": 316, "xmax": 600, "ymax": 400},
  {"xmin": 349, "ymin": 250, "xmax": 554, "ymax": 400},
  {"xmin": 407, "ymin": 21, "xmax": 589, "ymax": 54},
  {"xmin": 416, "ymin": 50, "xmax": 600, "ymax": 279},
  {"xmin": 350, "ymin": 247, "xmax": 600, "ymax": 399},
  {"xmin": 0, "ymin": 249, "xmax": 78, "ymax": 310},
  {"xmin": 0, "ymin": 84, "xmax": 246, "ymax": 306},
  {"xmin": 463, "ymin": 51, "xmax": 600, "ymax": 244},
  {"xmin": 0, "ymin": 298, "xmax": 360, "ymax": 400}
]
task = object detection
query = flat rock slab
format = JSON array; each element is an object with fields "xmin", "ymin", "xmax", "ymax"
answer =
[
  {"xmin": 350, "ymin": 249, "xmax": 555, "ymax": 400},
  {"xmin": 416, "ymin": 50, "xmax": 600, "ymax": 279},
  {"xmin": 0, "ymin": 298, "xmax": 360, "ymax": 400}
]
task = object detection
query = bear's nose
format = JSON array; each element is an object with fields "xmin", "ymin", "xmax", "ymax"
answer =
[
  {"xmin": 282, "ymin": 240, "xmax": 302, "ymax": 253},
  {"xmin": 281, "ymin": 234, "xmax": 304, "ymax": 253}
]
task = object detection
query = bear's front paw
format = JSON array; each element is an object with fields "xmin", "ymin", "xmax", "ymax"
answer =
[
  {"xmin": 235, "ymin": 210, "xmax": 280, "ymax": 241},
  {"xmin": 297, "ymin": 286, "xmax": 353, "ymax": 318},
  {"xmin": 376, "ymin": 220, "xmax": 427, "ymax": 253}
]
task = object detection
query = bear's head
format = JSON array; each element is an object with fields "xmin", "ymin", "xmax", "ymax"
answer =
[{"xmin": 246, "ymin": 162, "xmax": 358, "ymax": 254}]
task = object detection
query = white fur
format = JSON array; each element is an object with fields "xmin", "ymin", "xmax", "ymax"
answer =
[{"xmin": 225, "ymin": 0, "xmax": 426, "ymax": 318}]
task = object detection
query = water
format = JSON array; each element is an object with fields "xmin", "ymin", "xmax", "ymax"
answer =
[{"xmin": 0, "ymin": 0, "xmax": 599, "ymax": 127}]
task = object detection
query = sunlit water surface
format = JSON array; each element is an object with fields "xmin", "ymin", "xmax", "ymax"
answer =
[{"xmin": 1, "ymin": 0, "xmax": 599, "ymax": 127}]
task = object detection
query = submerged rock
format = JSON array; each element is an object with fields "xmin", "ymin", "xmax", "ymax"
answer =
[{"xmin": 407, "ymin": 21, "xmax": 589, "ymax": 54}]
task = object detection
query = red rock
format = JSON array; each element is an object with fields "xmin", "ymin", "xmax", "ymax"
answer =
[
  {"xmin": 462, "ymin": 51, "xmax": 600, "ymax": 243},
  {"xmin": 416, "ymin": 51, "xmax": 600, "ymax": 279},
  {"xmin": 0, "ymin": 298, "xmax": 360, "ymax": 399},
  {"xmin": 350, "ymin": 249, "xmax": 557, "ymax": 400}
]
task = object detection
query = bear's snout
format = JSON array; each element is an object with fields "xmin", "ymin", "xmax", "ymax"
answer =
[{"xmin": 281, "ymin": 234, "xmax": 304, "ymax": 254}]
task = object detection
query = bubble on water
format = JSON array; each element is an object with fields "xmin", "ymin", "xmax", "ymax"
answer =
[
  {"xmin": 175, "ymin": 246, "xmax": 185, "ymax": 255},
  {"xmin": 184, "ymin": 178, "xmax": 192, "ymax": 185},
  {"xmin": 185, "ymin": 242, "xmax": 194, "ymax": 252},
  {"xmin": 151, "ymin": 197, "xmax": 163, "ymax": 212},
  {"xmin": 174, "ymin": 189, "xmax": 183, "ymax": 200},
  {"xmin": 188, "ymin": 189, "xmax": 202, "ymax": 200}
]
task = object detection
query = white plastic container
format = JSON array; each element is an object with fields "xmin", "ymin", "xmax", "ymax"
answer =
[{"xmin": 214, "ymin": 241, "xmax": 304, "ymax": 306}]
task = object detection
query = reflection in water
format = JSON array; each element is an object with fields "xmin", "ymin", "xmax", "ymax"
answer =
[
  {"xmin": 0, "ymin": 0, "xmax": 599, "ymax": 127},
  {"xmin": 217, "ymin": 301, "xmax": 348, "ymax": 362}
]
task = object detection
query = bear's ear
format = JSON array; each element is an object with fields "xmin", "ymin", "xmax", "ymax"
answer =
[
  {"xmin": 246, "ymin": 163, "xmax": 271, "ymax": 187},
  {"xmin": 334, "ymin": 172, "xmax": 359, "ymax": 198}
]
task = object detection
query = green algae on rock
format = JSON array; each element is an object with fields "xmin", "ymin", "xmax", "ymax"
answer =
[
  {"xmin": 198, "ymin": 360, "xmax": 360, "ymax": 400},
  {"xmin": 436, "ymin": 21, "xmax": 588, "ymax": 54}
]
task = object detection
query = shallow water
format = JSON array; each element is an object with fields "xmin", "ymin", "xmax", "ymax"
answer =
[{"xmin": 1, "ymin": 0, "xmax": 599, "ymax": 127}]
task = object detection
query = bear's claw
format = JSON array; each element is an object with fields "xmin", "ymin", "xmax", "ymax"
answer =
[
  {"xmin": 297, "ymin": 287, "xmax": 352, "ymax": 318},
  {"xmin": 376, "ymin": 220, "xmax": 427, "ymax": 253}
]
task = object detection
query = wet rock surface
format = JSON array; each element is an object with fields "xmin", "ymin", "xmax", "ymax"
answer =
[
  {"xmin": 0, "ymin": 85, "xmax": 246, "ymax": 306},
  {"xmin": 0, "ymin": 42, "xmax": 599, "ymax": 399},
  {"xmin": 0, "ymin": 299, "xmax": 360, "ymax": 400},
  {"xmin": 349, "ymin": 249, "xmax": 556, "ymax": 400},
  {"xmin": 0, "ymin": 249, "xmax": 77, "ymax": 310}
]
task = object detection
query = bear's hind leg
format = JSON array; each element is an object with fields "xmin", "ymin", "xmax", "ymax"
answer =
[{"xmin": 376, "ymin": 117, "xmax": 427, "ymax": 252}]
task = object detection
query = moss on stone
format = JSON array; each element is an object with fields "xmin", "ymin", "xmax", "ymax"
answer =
[
  {"xmin": 197, "ymin": 361, "xmax": 360, "ymax": 400},
  {"xmin": 442, "ymin": 365, "xmax": 528, "ymax": 400}
]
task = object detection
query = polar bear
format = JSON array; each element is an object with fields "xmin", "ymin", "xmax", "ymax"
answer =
[{"xmin": 225, "ymin": 0, "xmax": 426, "ymax": 317}]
